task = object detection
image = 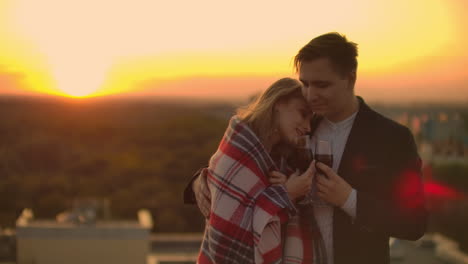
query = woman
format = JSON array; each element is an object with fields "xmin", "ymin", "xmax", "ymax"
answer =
[{"xmin": 198, "ymin": 78, "xmax": 326, "ymax": 264}]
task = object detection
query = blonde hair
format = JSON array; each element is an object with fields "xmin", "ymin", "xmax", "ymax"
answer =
[{"xmin": 237, "ymin": 77, "xmax": 304, "ymax": 151}]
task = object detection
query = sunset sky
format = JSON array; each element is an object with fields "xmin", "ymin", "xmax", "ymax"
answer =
[{"xmin": 0, "ymin": 0, "xmax": 467, "ymax": 102}]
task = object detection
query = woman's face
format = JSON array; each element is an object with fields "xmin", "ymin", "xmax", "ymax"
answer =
[{"xmin": 274, "ymin": 97, "xmax": 312, "ymax": 146}]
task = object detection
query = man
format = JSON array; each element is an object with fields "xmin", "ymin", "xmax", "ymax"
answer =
[{"xmin": 185, "ymin": 32, "xmax": 427, "ymax": 264}]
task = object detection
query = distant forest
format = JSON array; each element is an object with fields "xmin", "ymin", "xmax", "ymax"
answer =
[
  {"xmin": 1, "ymin": 96, "xmax": 467, "ymax": 251},
  {"xmin": 0, "ymin": 96, "xmax": 236, "ymax": 232}
]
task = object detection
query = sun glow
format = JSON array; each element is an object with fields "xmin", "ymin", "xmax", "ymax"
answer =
[{"xmin": 1, "ymin": 0, "xmax": 463, "ymax": 99}]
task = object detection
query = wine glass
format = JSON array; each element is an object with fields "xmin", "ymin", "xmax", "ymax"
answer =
[
  {"xmin": 315, "ymin": 140, "xmax": 334, "ymax": 177},
  {"xmin": 297, "ymin": 138, "xmax": 333, "ymax": 206},
  {"xmin": 295, "ymin": 135, "xmax": 313, "ymax": 172},
  {"xmin": 311, "ymin": 139, "xmax": 333, "ymax": 206},
  {"xmin": 294, "ymin": 135, "xmax": 314, "ymax": 205}
]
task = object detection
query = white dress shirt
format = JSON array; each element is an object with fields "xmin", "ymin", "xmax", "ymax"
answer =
[{"xmin": 311, "ymin": 111, "xmax": 358, "ymax": 264}]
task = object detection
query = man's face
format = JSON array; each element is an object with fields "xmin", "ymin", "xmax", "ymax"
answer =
[{"xmin": 299, "ymin": 57, "xmax": 355, "ymax": 121}]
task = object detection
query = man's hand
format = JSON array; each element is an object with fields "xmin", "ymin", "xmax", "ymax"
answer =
[
  {"xmin": 316, "ymin": 162, "xmax": 352, "ymax": 207},
  {"xmin": 193, "ymin": 168, "xmax": 211, "ymax": 219},
  {"xmin": 269, "ymin": 161, "xmax": 316, "ymax": 202}
]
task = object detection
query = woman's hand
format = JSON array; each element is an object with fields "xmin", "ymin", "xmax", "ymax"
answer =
[
  {"xmin": 269, "ymin": 160, "xmax": 316, "ymax": 202},
  {"xmin": 269, "ymin": 170, "xmax": 288, "ymax": 185}
]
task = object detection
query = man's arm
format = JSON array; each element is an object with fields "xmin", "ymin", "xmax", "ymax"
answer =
[
  {"xmin": 316, "ymin": 127, "xmax": 427, "ymax": 240},
  {"xmin": 340, "ymin": 188, "xmax": 357, "ymax": 220},
  {"xmin": 183, "ymin": 167, "xmax": 203, "ymax": 204},
  {"xmin": 183, "ymin": 167, "xmax": 211, "ymax": 219},
  {"xmin": 354, "ymin": 127, "xmax": 428, "ymax": 240}
]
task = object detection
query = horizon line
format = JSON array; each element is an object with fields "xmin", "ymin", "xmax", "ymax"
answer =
[{"xmin": 1, "ymin": 93, "xmax": 468, "ymax": 107}]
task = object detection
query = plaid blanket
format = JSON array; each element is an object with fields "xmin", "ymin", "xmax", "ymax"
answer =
[{"xmin": 198, "ymin": 116, "xmax": 325, "ymax": 264}]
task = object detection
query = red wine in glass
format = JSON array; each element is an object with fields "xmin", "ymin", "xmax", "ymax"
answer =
[
  {"xmin": 315, "ymin": 154, "xmax": 333, "ymax": 177},
  {"xmin": 314, "ymin": 140, "xmax": 333, "ymax": 178},
  {"xmin": 295, "ymin": 135, "xmax": 314, "ymax": 205},
  {"xmin": 295, "ymin": 135, "xmax": 313, "ymax": 172}
]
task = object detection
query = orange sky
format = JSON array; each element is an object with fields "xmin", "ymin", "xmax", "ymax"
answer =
[{"xmin": 0, "ymin": 0, "xmax": 467, "ymax": 102}]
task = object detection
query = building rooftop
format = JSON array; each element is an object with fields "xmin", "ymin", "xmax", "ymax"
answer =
[{"xmin": 16, "ymin": 220, "xmax": 149, "ymax": 240}]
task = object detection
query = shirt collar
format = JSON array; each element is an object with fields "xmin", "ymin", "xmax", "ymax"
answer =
[{"xmin": 324, "ymin": 110, "xmax": 358, "ymax": 130}]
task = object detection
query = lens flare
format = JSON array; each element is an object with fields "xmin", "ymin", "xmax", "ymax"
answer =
[{"xmin": 424, "ymin": 180, "xmax": 465, "ymax": 200}]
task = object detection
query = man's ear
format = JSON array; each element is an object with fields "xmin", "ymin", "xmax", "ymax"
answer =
[{"xmin": 347, "ymin": 71, "xmax": 357, "ymax": 90}]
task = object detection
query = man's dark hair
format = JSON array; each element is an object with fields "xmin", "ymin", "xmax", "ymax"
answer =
[{"xmin": 294, "ymin": 32, "xmax": 358, "ymax": 77}]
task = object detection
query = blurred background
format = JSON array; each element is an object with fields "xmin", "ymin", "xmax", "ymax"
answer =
[{"xmin": 0, "ymin": 0, "xmax": 467, "ymax": 263}]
